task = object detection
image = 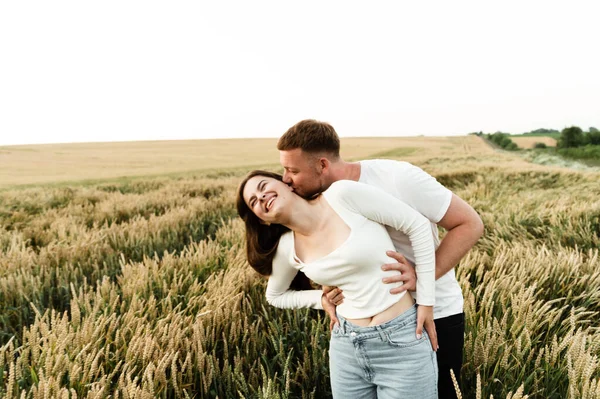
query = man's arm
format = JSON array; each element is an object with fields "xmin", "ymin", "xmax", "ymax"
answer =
[
  {"xmin": 434, "ymin": 193, "xmax": 484, "ymax": 279},
  {"xmin": 381, "ymin": 193, "xmax": 483, "ymax": 293}
]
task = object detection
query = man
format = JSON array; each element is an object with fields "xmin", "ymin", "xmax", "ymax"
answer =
[{"xmin": 277, "ymin": 119, "xmax": 484, "ymax": 399}]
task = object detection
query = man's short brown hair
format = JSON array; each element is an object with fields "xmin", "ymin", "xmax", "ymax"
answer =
[{"xmin": 277, "ymin": 119, "xmax": 340, "ymax": 158}]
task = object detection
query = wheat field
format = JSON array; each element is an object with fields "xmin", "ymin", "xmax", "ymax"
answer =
[{"xmin": 1, "ymin": 136, "xmax": 599, "ymax": 398}]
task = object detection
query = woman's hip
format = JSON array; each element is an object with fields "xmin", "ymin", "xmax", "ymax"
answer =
[
  {"xmin": 329, "ymin": 305, "xmax": 438, "ymax": 397},
  {"xmin": 332, "ymin": 304, "xmax": 431, "ymax": 348},
  {"xmin": 343, "ymin": 290, "xmax": 416, "ymax": 327}
]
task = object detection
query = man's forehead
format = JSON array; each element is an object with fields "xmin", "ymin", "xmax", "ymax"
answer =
[{"xmin": 280, "ymin": 148, "xmax": 311, "ymax": 165}]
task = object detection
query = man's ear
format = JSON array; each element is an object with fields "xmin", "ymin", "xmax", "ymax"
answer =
[{"xmin": 318, "ymin": 157, "xmax": 330, "ymax": 173}]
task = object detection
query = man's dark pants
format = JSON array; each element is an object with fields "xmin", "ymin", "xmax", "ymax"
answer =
[{"xmin": 434, "ymin": 312, "xmax": 465, "ymax": 399}]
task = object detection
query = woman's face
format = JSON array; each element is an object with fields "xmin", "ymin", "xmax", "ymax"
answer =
[{"xmin": 242, "ymin": 175, "xmax": 294, "ymax": 224}]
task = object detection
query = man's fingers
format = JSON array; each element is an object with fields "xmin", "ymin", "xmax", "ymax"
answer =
[
  {"xmin": 382, "ymin": 274, "xmax": 409, "ymax": 284},
  {"xmin": 381, "ymin": 254, "xmax": 417, "ymax": 294},
  {"xmin": 388, "ymin": 286, "xmax": 408, "ymax": 295},
  {"xmin": 381, "ymin": 262, "xmax": 411, "ymax": 272},
  {"xmin": 385, "ymin": 250, "xmax": 408, "ymax": 264}
]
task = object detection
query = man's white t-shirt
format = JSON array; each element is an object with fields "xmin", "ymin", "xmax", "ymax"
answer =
[{"xmin": 358, "ymin": 159, "xmax": 464, "ymax": 320}]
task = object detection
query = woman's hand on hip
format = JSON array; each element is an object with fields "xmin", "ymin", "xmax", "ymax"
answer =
[
  {"xmin": 321, "ymin": 292, "xmax": 340, "ymax": 331},
  {"xmin": 416, "ymin": 305, "xmax": 438, "ymax": 352}
]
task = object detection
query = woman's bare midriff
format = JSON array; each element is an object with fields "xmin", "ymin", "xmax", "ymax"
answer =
[{"xmin": 345, "ymin": 291, "xmax": 415, "ymax": 327}]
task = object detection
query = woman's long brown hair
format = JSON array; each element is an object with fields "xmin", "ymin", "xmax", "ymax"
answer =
[{"xmin": 236, "ymin": 170, "xmax": 312, "ymax": 291}]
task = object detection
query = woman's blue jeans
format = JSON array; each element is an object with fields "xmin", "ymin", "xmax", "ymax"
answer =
[{"xmin": 329, "ymin": 305, "xmax": 438, "ymax": 398}]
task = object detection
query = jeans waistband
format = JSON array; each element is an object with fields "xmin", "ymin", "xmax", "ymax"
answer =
[{"xmin": 335, "ymin": 304, "xmax": 418, "ymax": 338}]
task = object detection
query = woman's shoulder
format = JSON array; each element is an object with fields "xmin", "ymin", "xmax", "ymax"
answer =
[
  {"xmin": 275, "ymin": 231, "xmax": 294, "ymax": 254},
  {"xmin": 279, "ymin": 230, "xmax": 293, "ymax": 243},
  {"xmin": 272, "ymin": 230, "xmax": 295, "ymax": 269}
]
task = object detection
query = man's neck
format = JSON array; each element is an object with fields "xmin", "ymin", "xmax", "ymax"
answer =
[{"xmin": 329, "ymin": 160, "xmax": 361, "ymax": 183}]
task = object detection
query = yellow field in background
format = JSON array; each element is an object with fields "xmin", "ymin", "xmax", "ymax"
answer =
[
  {"xmin": 512, "ymin": 136, "xmax": 557, "ymax": 148},
  {"xmin": 1, "ymin": 135, "xmax": 500, "ymax": 188}
]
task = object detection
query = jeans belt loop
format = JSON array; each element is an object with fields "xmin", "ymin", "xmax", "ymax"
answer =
[{"xmin": 375, "ymin": 325, "xmax": 388, "ymax": 342}]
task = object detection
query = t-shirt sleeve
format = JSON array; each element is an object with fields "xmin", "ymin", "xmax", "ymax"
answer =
[
  {"xmin": 392, "ymin": 162, "xmax": 452, "ymax": 223},
  {"xmin": 327, "ymin": 180, "xmax": 436, "ymax": 306},
  {"xmin": 265, "ymin": 238, "xmax": 324, "ymax": 310}
]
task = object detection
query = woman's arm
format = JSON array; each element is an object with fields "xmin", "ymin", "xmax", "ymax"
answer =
[
  {"xmin": 265, "ymin": 244, "xmax": 324, "ymax": 310},
  {"xmin": 327, "ymin": 180, "xmax": 436, "ymax": 306},
  {"xmin": 326, "ymin": 180, "xmax": 438, "ymax": 349}
]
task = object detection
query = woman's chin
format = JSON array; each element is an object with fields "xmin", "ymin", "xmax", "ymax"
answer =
[{"xmin": 266, "ymin": 211, "xmax": 282, "ymax": 224}]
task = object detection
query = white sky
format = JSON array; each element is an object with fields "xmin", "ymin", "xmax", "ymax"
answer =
[{"xmin": 1, "ymin": 1, "xmax": 599, "ymax": 146}]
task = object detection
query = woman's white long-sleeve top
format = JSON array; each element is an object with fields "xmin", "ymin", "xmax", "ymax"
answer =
[{"xmin": 265, "ymin": 180, "xmax": 436, "ymax": 319}]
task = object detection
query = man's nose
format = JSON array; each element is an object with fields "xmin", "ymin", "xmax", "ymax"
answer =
[{"xmin": 282, "ymin": 171, "xmax": 291, "ymax": 183}]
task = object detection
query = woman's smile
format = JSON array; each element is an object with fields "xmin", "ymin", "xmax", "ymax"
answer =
[{"xmin": 266, "ymin": 196, "xmax": 276, "ymax": 212}]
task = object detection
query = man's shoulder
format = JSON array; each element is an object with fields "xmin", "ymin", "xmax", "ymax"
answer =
[
  {"xmin": 360, "ymin": 159, "xmax": 422, "ymax": 184},
  {"xmin": 361, "ymin": 158, "xmax": 414, "ymax": 171},
  {"xmin": 324, "ymin": 179, "xmax": 363, "ymax": 199}
]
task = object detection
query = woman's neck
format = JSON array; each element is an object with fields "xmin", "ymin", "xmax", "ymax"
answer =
[{"xmin": 282, "ymin": 195, "xmax": 327, "ymax": 237}]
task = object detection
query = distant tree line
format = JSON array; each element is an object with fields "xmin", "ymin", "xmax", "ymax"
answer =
[
  {"xmin": 488, "ymin": 132, "xmax": 519, "ymax": 150},
  {"xmin": 557, "ymin": 126, "xmax": 600, "ymax": 148},
  {"xmin": 470, "ymin": 131, "xmax": 519, "ymax": 151},
  {"xmin": 522, "ymin": 128, "xmax": 560, "ymax": 136},
  {"xmin": 470, "ymin": 126, "xmax": 600, "ymax": 153},
  {"xmin": 554, "ymin": 126, "xmax": 600, "ymax": 163}
]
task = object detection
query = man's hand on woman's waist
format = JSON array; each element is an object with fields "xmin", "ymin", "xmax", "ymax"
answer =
[{"xmin": 381, "ymin": 251, "xmax": 416, "ymax": 293}]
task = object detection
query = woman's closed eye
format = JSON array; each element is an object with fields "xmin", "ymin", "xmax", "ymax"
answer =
[{"xmin": 249, "ymin": 180, "xmax": 267, "ymax": 208}]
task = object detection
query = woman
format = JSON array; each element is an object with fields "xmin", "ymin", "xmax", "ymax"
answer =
[{"xmin": 237, "ymin": 170, "xmax": 438, "ymax": 398}]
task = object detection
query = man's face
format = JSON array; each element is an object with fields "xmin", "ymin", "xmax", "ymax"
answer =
[{"xmin": 279, "ymin": 148, "xmax": 324, "ymax": 198}]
